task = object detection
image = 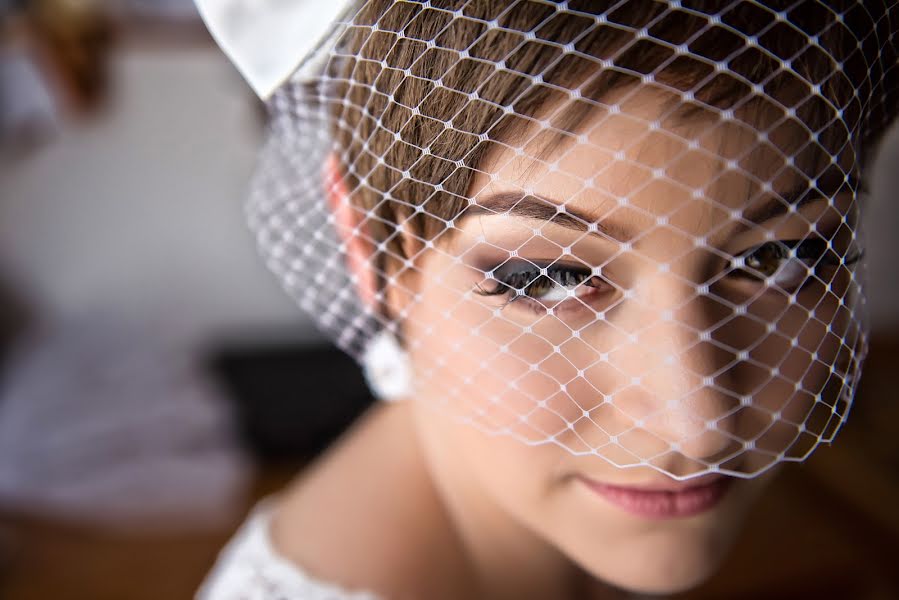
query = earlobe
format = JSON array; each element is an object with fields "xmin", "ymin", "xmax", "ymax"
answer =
[
  {"xmin": 325, "ymin": 154, "xmax": 378, "ymax": 310},
  {"xmin": 325, "ymin": 155, "xmax": 415, "ymax": 400}
]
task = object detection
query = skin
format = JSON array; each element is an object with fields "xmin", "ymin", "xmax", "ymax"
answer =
[{"xmin": 271, "ymin": 88, "xmax": 859, "ymax": 599}]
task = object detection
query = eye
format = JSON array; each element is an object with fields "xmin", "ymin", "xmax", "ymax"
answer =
[
  {"xmin": 473, "ymin": 259, "xmax": 611, "ymax": 312},
  {"xmin": 728, "ymin": 238, "xmax": 860, "ymax": 290}
]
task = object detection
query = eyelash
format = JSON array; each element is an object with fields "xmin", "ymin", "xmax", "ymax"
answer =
[
  {"xmin": 473, "ymin": 260, "xmax": 610, "ymax": 313},
  {"xmin": 472, "ymin": 238, "xmax": 861, "ymax": 314},
  {"xmin": 728, "ymin": 238, "xmax": 862, "ymax": 286}
]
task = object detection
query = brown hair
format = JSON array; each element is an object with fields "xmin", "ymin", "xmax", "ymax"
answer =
[{"xmin": 324, "ymin": 0, "xmax": 897, "ymax": 315}]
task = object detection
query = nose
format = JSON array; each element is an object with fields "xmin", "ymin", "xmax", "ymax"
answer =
[{"xmin": 593, "ymin": 270, "xmax": 739, "ymax": 467}]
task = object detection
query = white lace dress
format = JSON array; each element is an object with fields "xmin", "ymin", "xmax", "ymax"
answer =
[{"xmin": 197, "ymin": 500, "xmax": 382, "ymax": 600}]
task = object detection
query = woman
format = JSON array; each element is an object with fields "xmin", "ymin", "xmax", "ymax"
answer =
[{"xmin": 198, "ymin": 1, "xmax": 898, "ymax": 598}]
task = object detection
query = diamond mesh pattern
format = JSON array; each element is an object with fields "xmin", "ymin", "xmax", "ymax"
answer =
[{"xmin": 247, "ymin": 0, "xmax": 899, "ymax": 479}]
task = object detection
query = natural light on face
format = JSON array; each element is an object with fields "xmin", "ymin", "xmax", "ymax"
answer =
[
  {"xmin": 404, "ymin": 86, "xmax": 862, "ymax": 475},
  {"xmin": 398, "ymin": 87, "xmax": 863, "ymax": 593}
]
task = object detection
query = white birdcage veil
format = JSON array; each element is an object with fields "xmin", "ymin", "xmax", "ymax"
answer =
[{"xmin": 200, "ymin": 0, "xmax": 899, "ymax": 479}]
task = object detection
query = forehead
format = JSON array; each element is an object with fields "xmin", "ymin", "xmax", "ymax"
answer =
[{"xmin": 469, "ymin": 87, "xmax": 837, "ymax": 236}]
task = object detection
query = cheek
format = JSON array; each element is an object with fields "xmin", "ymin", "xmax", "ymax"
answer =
[
  {"xmin": 405, "ymin": 275, "xmax": 570, "ymax": 518},
  {"xmin": 714, "ymin": 275, "xmax": 861, "ymax": 472},
  {"xmin": 410, "ymin": 385, "xmax": 566, "ymax": 534},
  {"xmin": 406, "ymin": 274, "xmax": 591, "ymax": 446}
]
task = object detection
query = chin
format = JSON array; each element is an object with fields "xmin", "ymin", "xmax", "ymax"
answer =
[
  {"xmin": 597, "ymin": 549, "xmax": 726, "ymax": 596},
  {"xmin": 553, "ymin": 470, "xmax": 775, "ymax": 596},
  {"xmin": 559, "ymin": 507, "xmax": 743, "ymax": 596}
]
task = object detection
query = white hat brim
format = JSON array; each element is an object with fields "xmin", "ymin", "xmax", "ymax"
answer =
[{"xmin": 195, "ymin": 0, "xmax": 356, "ymax": 100}]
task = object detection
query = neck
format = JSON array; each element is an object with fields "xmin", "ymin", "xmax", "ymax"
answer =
[{"xmin": 399, "ymin": 402, "xmax": 622, "ymax": 600}]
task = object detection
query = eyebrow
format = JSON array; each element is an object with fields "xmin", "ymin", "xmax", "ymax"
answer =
[
  {"xmin": 461, "ymin": 171, "xmax": 860, "ymax": 243},
  {"xmin": 462, "ymin": 192, "xmax": 636, "ymax": 243},
  {"xmin": 738, "ymin": 170, "xmax": 859, "ymax": 226}
]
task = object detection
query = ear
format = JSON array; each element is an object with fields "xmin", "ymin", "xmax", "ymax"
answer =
[{"xmin": 325, "ymin": 154, "xmax": 378, "ymax": 310}]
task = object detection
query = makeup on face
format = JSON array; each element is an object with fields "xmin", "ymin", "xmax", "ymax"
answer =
[
  {"xmin": 457, "ymin": 195, "xmax": 857, "ymax": 323},
  {"xmin": 576, "ymin": 474, "xmax": 735, "ymax": 519}
]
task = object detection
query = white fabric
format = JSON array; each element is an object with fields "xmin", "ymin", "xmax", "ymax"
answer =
[
  {"xmin": 198, "ymin": 499, "xmax": 381, "ymax": 600},
  {"xmin": 194, "ymin": 0, "xmax": 356, "ymax": 99}
]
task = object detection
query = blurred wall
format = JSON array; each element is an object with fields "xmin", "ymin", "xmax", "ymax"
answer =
[{"xmin": 0, "ymin": 41, "xmax": 321, "ymax": 348}]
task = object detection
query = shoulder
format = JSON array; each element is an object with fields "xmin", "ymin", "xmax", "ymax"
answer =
[
  {"xmin": 197, "ymin": 499, "xmax": 380, "ymax": 600},
  {"xmin": 266, "ymin": 403, "xmax": 469, "ymax": 599}
]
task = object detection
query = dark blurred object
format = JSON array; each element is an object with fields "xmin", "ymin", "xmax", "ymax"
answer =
[
  {"xmin": 852, "ymin": 335, "xmax": 899, "ymax": 469},
  {"xmin": 209, "ymin": 342, "xmax": 375, "ymax": 461},
  {"xmin": 24, "ymin": 0, "xmax": 114, "ymax": 114},
  {"xmin": 0, "ymin": 275, "xmax": 30, "ymax": 377},
  {"xmin": 0, "ymin": 0, "xmax": 113, "ymax": 157}
]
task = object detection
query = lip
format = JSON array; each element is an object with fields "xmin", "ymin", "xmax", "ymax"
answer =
[{"xmin": 577, "ymin": 474, "xmax": 733, "ymax": 519}]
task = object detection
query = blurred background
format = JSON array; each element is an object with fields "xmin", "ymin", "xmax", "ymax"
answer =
[{"xmin": 0, "ymin": 1, "xmax": 897, "ymax": 598}]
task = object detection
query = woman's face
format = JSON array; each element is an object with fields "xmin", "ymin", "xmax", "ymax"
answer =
[{"xmin": 396, "ymin": 89, "xmax": 860, "ymax": 593}]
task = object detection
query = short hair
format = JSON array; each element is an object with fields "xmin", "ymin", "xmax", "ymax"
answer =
[{"xmin": 324, "ymin": 0, "xmax": 898, "ymax": 313}]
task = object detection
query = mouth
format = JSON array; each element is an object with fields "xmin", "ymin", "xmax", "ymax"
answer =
[{"xmin": 577, "ymin": 474, "xmax": 734, "ymax": 519}]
